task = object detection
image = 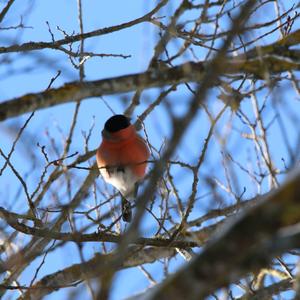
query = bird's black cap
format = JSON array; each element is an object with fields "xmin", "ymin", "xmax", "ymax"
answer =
[{"xmin": 104, "ymin": 115, "xmax": 131, "ymax": 133}]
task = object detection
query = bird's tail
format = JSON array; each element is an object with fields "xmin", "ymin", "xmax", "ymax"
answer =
[
  {"xmin": 121, "ymin": 196, "xmax": 132, "ymax": 222},
  {"xmin": 121, "ymin": 183, "xmax": 139, "ymax": 222}
]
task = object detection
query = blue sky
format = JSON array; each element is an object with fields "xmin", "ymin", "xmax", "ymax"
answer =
[{"xmin": 0, "ymin": 0, "xmax": 300, "ymax": 299}]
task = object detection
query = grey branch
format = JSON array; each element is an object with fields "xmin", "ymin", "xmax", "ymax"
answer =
[
  {"xmin": 21, "ymin": 247, "xmax": 176, "ymax": 299},
  {"xmin": 144, "ymin": 167, "xmax": 300, "ymax": 299},
  {"xmin": 0, "ymin": 29, "xmax": 299, "ymax": 121},
  {"xmin": 0, "ymin": 0, "xmax": 168, "ymax": 54}
]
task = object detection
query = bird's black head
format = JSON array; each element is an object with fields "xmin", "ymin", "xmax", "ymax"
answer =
[{"xmin": 104, "ymin": 115, "xmax": 131, "ymax": 133}]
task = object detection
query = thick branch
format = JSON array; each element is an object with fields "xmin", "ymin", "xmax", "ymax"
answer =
[
  {"xmin": 238, "ymin": 279, "xmax": 293, "ymax": 299},
  {"xmin": 21, "ymin": 246, "xmax": 176, "ymax": 300},
  {"xmin": 147, "ymin": 167, "xmax": 300, "ymax": 299},
  {"xmin": 0, "ymin": 55, "xmax": 298, "ymax": 121},
  {"xmin": 1, "ymin": 30, "xmax": 299, "ymax": 121}
]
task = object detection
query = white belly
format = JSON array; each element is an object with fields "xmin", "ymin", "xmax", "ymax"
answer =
[{"xmin": 100, "ymin": 167, "xmax": 138, "ymax": 198}]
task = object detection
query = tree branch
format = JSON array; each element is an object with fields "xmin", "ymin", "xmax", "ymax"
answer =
[
  {"xmin": 146, "ymin": 167, "xmax": 300, "ymax": 299},
  {"xmin": 1, "ymin": 29, "xmax": 299, "ymax": 121},
  {"xmin": 0, "ymin": 0, "xmax": 15, "ymax": 23},
  {"xmin": 21, "ymin": 246, "xmax": 176, "ymax": 299},
  {"xmin": 0, "ymin": 0, "xmax": 168, "ymax": 54},
  {"xmin": 0, "ymin": 206, "xmax": 199, "ymax": 248}
]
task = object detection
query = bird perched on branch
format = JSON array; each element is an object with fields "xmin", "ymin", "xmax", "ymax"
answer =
[{"xmin": 96, "ymin": 115, "xmax": 150, "ymax": 222}]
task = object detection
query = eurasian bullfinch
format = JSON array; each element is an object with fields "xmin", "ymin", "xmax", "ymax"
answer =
[{"xmin": 96, "ymin": 115, "xmax": 150, "ymax": 222}]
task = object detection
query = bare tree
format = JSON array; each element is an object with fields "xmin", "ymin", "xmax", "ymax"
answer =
[{"xmin": 0, "ymin": 0, "xmax": 300, "ymax": 299}]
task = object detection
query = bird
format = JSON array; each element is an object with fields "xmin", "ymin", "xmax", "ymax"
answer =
[{"xmin": 96, "ymin": 114, "xmax": 150, "ymax": 222}]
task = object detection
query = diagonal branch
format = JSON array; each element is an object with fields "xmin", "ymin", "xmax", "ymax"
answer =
[
  {"xmin": 0, "ymin": 0, "xmax": 15, "ymax": 24},
  {"xmin": 237, "ymin": 278, "xmax": 293, "ymax": 299},
  {"xmin": 0, "ymin": 0, "xmax": 168, "ymax": 54},
  {"xmin": 146, "ymin": 167, "xmax": 300, "ymax": 299},
  {"xmin": 0, "ymin": 29, "xmax": 299, "ymax": 122},
  {"xmin": 21, "ymin": 246, "xmax": 176, "ymax": 300}
]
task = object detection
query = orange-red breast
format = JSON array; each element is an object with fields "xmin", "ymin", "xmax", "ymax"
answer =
[{"xmin": 96, "ymin": 115, "xmax": 150, "ymax": 222}]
